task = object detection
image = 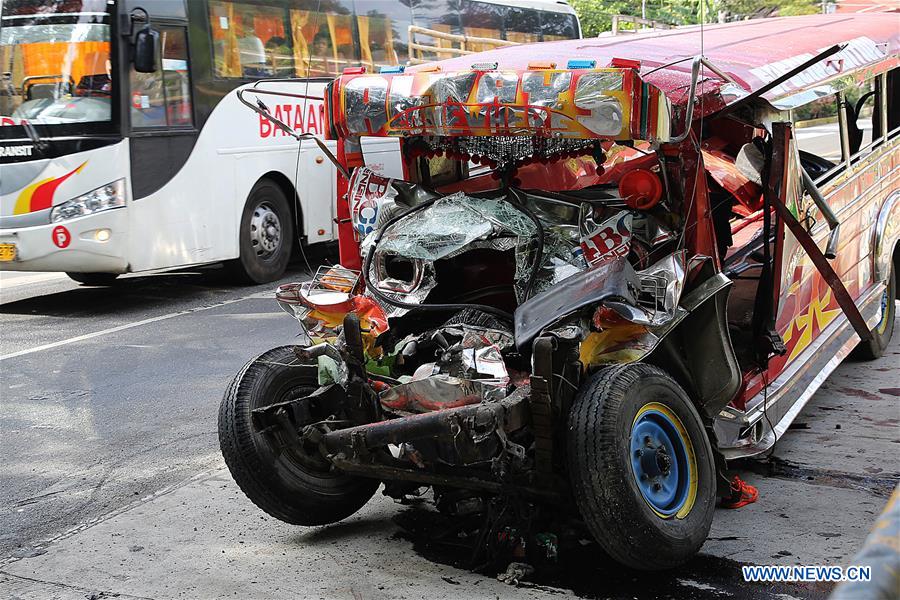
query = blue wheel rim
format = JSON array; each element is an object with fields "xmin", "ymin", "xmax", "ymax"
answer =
[
  {"xmin": 875, "ymin": 288, "xmax": 889, "ymax": 334},
  {"xmin": 630, "ymin": 406, "xmax": 693, "ymax": 517}
]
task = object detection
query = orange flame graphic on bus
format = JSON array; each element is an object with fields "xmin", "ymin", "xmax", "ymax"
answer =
[{"xmin": 14, "ymin": 162, "xmax": 87, "ymax": 215}]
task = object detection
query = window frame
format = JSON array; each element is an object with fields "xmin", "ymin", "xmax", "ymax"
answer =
[
  {"xmin": 791, "ymin": 92, "xmax": 846, "ymax": 186},
  {"xmin": 846, "ymin": 75, "xmax": 886, "ymax": 167},
  {"xmin": 791, "ymin": 68, "xmax": 898, "ymax": 187},
  {"xmin": 129, "ymin": 23, "xmax": 196, "ymax": 133}
]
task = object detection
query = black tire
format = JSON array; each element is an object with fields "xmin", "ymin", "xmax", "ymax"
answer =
[
  {"xmin": 227, "ymin": 179, "xmax": 293, "ymax": 284},
  {"xmin": 852, "ymin": 266, "xmax": 895, "ymax": 360},
  {"xmin": 567, "ymin": 363, "xmax": 717, "ymax": 570},
  {"xmin": 218, "ymin": 345, "xmax": 378, "ymax": 525},
  {"xmin": 66, "ymin": 272, "xmax": 119, "ymax": 286}
]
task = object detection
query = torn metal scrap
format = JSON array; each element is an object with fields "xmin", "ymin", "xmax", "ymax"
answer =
[
  {"xmin": 514, "ymin": 254, "xmax": 636, "ymax": 350},
  {"xmin": 323, "ymin": 384, "xmax": 530, "ymax": 455},
  {"xmin": 380, "ymin": 375, "xmax": 507, "ymax": 413},
  {"xmin": 380, "ymin": 318, "xmax": 514, "ymax": 414}
]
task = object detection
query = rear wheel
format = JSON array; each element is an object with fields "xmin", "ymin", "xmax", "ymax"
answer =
[
  {"xmin": 66, "ymin": 272, "xmax": 119, "ymax": 286},
  {"xmin": 218, "ymin": 345, "xmax": 378, "ymax": 525},
  {"xmin": 227, "ymin": 179, "xmax": 293, "ymax": 284},
  {"xmin": 852, "ymin": 266, "xmax": 895, "ymax": 360},
  {"xmin": 567, "ymin": 363, "xmax": 717, "ymax": 570}
]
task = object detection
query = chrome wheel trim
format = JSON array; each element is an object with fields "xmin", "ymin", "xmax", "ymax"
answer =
[{"xmin": 250, "ymin": 201, "xmax": 282, "ymax": 260}]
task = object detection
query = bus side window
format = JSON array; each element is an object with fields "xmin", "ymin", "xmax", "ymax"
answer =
[
  {"xmin": 461, "ymin": 1, "xmax": 503, "ymax": 53},
  {"xmin": 130, "ymin": 27, "xmax": 193, "ymax": 128},
  {"xmin": 410, "ymin": 3, "xmax": 461, "ymax": 62},
  {"xmin": 540, "ymin": 10, "xmax": 578, "ymax": 42},
  {"xmin": 353, "ymin": 0, "xmax": 413, "ymax": 71},
  {"xmin": 792, "ymin": 93, "xmax": 843, "ymax": 183},
  {"xmin": 505, "ymin": 7, "xmax": 540, "ymax": 44},
  {"xmin": 208, "ymin": 1, "xmax": 295, "ymax": 78},
  {"xmin": 289, "ymin": 3, "xmax": 356, "ymax": 77}
]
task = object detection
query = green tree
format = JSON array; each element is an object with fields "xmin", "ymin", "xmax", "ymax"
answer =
[{"xmin": 572, "ymin": 0, "xmax": 820, "ymax": 37}]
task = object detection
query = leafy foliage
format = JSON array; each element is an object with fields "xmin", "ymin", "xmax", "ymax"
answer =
[{"xmin": 571, "ymin": 0, "xmax": 820, "ymax": 38}]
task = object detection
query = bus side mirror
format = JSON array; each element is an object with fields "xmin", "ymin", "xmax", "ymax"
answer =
[{"xmin": 133, "ymin": 27, "xmax": 159, "ymax": 73}]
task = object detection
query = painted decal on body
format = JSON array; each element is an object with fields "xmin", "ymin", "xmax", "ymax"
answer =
[{"xmin": 14, "ymin": 162, "xmax": 87, "ymax": 215}]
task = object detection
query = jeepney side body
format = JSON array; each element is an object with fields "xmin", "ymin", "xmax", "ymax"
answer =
[
  {"xmin": 324, "ymin": 16, "xmax": 899, "ymax": 460},
  {"xmin": 715, "ymin": 61, "xmax": 900, "ymax": 458}
]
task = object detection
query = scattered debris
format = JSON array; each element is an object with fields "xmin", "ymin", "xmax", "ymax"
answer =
[
  {"xmin": 497, "ymin": 561, "xmax": 535, "ymax": 585},
  {"xmin": 721, "ymin": 476, "xmax": 759, "ymax": 509}
]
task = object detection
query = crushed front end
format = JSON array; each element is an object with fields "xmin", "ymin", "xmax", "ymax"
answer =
[{"xmin": 221, "ymin": 62, "xmax": 743, "ymax": 571}]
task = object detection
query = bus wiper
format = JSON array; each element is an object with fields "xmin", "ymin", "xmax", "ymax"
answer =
[{"xmin": 22, "ymin": 120, "xmax": 48, "ymax": 155}]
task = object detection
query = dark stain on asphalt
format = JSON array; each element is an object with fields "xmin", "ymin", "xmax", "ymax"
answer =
[
  {"xmin": 735, "ymin": 457, "xmax": 898, "ymax": 497},
  {"xmin": 391, "ymin": 503, "xmax": 832, "ymax": 599},
  {"xmin": 836, "ymin": 387, "xmax": 884, "ymax": 401},
  {"xmin": 878, "ymin": 388, "xmax": 900, "ymax": 396}
]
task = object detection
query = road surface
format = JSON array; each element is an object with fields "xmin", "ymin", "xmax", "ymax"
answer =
[{"xmin": 0, "ymin": 259, "xmax": 897, "ymax": 599}]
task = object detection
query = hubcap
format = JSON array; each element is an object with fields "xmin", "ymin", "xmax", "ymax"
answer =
[
  {"xmin": 249, "ymin": 202, "xmax": 282, "ymax": 259},
  {"xmin": 630, "ymin": 403, "xmax": 697, "ymax": 518}
]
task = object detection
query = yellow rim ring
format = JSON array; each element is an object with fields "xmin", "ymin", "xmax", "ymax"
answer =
[
  {"xmin": 632, "ymin": 402, "xmax": 699, "ymax": 520},
  {"xmin": 876, "ymin": 289, "xmax": 891, "ymax": 335}
]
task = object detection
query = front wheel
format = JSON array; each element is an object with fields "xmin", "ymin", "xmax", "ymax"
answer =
[
  {"xmin": 567, "ymin": 363, "xmax": 717, "ymax": 570},
  {"xmin": 227, "ymin": 179, "xmax": 293, "ymax": 284},
  {"xmin": 218, "ymin": 346, "xmax": 378, "ymax": 525}
]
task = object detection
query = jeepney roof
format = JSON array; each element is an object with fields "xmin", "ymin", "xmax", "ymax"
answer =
[{"xmin": 420, "ymin": 14, "xmax": 900, "ymax": 109}]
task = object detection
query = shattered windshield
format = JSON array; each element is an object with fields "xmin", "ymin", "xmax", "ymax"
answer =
[
  {"xmin": 0, "ymin": 0, "xmax": 113, "ymax": 128},
  {"xmin": 377, "ymin": 193, "xmax": 537, "ymax": 261}
]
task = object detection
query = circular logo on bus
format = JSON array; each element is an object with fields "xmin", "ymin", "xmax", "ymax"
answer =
[{"xmin": 52, "ymin": 225, "xmax": 71, "ymax": 249}]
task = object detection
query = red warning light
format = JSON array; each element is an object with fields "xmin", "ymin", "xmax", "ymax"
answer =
[{"xmin": 618, "ymin": 169, "xmax": 662, "ymax": 210}]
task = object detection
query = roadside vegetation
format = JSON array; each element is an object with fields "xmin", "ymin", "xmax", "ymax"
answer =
[{"xmin": 571, "ymin": 0, "xmax": 821, "ymax": 37}]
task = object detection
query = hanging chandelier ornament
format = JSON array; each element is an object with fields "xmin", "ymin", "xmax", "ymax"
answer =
[{"xmin": 404, "ymin": 135, "xmax": 605, "ymax": 174}]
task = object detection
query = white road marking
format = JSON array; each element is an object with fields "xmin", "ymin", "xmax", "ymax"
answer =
[
  {"xmin": 0, "ymin": 271, "xmax": 68, "ymax": 289},
  {"xmin": 0, "ymin": 292, "xmax": 273, "ymax": 361}
]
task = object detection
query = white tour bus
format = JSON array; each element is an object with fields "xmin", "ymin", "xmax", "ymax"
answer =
[{"xmin": 0, "ymin": 0, "xmax": 580, "ymax": 285}]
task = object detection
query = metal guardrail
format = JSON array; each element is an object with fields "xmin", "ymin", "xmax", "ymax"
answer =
[
  {"xmin": 610, "ymin": 15, "xmax": 673, "ymax": 35},
  {"xmin": 408, "ymin": 25, "xmax": 519, "ymax": 64}
]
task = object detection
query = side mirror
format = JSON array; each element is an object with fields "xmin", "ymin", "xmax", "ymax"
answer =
[{"xmin": 133, "ymin": 27, "xmax": 159, "ymax": 73}]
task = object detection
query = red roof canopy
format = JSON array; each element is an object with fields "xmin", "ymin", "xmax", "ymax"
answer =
[{"xmin": 417, "ymin": 14, "xmax": 899, "ymax": 107}]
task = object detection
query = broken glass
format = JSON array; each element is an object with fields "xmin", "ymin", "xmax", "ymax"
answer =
[{"xmin": 376, "ymin": 192, "xmax": 537, "ymax": 261}]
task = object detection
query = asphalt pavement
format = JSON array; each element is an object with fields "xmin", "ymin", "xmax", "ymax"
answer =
[{"xmin": 0, "ymin": 255, "xmax": 897, "ymax": 600}]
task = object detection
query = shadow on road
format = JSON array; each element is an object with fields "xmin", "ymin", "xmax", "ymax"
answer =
[
  {"xmin": 390, "ymin": 501, "xmax": 834, "ymax": 599},
  {"xmin": 0, "ymin": 245, "xmax": 338, "ymax": 318}
]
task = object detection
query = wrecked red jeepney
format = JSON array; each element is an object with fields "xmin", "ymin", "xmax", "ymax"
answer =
[{"xmin": 219, "ymin": 15, "xmax": 899, "ymax": 570}]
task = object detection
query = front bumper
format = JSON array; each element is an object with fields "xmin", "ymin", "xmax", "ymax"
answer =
[{"xmin": 0, "ymin": 209, "xmax": 128, "ymax": 273}]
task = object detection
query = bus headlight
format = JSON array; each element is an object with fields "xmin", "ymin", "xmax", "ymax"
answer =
[{"xmin": 50, "ymin": 179, "xmax": 127, "ymax": 223}]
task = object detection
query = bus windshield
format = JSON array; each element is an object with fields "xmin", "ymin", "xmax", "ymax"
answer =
[{"xmin": 0, "ymin": 0, "xmax": 113, "ymax": 127}]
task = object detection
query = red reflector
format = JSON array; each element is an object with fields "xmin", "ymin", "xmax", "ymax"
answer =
[
  {"xmin": 618, "ymin": 169, "xmax": 662, "ymax": 210},
  {"xmin": 610, "ymin": 57, "xmax": 641, "ymax": 70},
  {"xmin": 342, "ymin": 66, "xmax": 367, "ymax": 75},
  {"xmin": 527, "ymin": 61, "xmax": 557, "ymax": 70}
]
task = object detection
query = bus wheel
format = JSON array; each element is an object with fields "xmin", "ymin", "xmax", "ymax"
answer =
[
  {"xmin": 66, "ymin": 272, "xmax": 119, "ymax": 286},
  {"xmin": 219, "ymin": 346, "xmax": 378, "ymax": 525},
  {"xmin": 567, "ymin": 363, "xmax": 716, "ymax": 570},
  {"xmin": 853, "ymin": 265, "xmax": 895, "ymax": 360},
  {"xmin": 229, "ymin": 179, "xmax": 293, "ymax": 284}
]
